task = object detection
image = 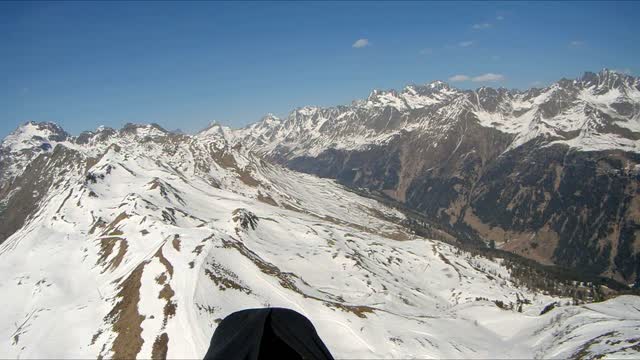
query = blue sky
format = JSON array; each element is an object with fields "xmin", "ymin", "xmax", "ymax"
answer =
[{"xmin": 1, "ymin": 1, "xmax": 638, "ymax": 138}]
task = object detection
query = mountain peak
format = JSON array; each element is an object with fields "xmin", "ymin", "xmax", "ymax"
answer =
[
  {"xmin": 3, "ymin": 121, "xmax": 69, "ymax": 148},
  {"xmin": 295, "ymin": 106, "xmax": 319, "ymax": 116},
  {"xmin": 426, "ymin": 80, "xmax": 450, "ymax": 90},
  {"xmin": 578, "ymin": 68, "xmax": 635, "ymax": 89},
  {"xmin": 260, "ymin": 113, "xmax": 281, "ymax": 122}
]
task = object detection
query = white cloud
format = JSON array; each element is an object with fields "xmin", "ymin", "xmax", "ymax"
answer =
[
  {"xmin": 458, "ymin": 40, "xmax": 474, "ymax": 47},
  {"xmin": 531, "ymin": 80, "xmax": 543, "ymax": 87},
  {"xmin": 449, "ymin": 74, "xmax": 470, "ymax": 82},
  {"xmin": 448, "ymin": 73, "xmax": 506, "ymax": 83},
  {"xmin": 352, "ymin": 38, "xmax": 370, "ymax": 48},
  {"xmin": 419, "ymin": 48, "xmax": 433, "ymax": 55},
  {"xmin": 569, "ymin": 40, "xmax": 585, "ymax": 48},
  {"xmin": 472, "ymin": 23, "xmax": 492, "ymax": 30},
  {"xmin": 472, "ymin": 73, "xmax": 505, "ymax": 82}
]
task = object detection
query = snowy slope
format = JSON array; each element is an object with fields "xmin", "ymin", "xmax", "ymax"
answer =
[{"xmin": 1, "ymin": 123, "xmax": 639, "ymax": 359}]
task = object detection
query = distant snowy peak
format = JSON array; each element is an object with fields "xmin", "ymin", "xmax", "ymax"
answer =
[
  {"xmin": 468, "ymin": 70, "xmax": 640, "ymax": 151},
  {"xmin": 4, "ymin": 70, "xmax": 638, "ymax": 166},
  {"xmin": 579, "ymin": 69, "xmax": 639, "ymax": 92},
  {"xmin": 228, "ymin": 69, "xmax": 640, "ymax": 156},
  {"xmin": 195, "ymin": 122, "xmax": 237, "ymax": 149},
  {"xmin": 76, "ymin": 126, "xmax": 117, "ymax": 145},
  {"xmin": 258, "ymin": 113, "xmax": 281, "ymax": 125},
  {"xmin": 363, "ymin": 81, "xmax": 459, "ymax": 111},
  {"xmin": 1, "ymin": 122, "xmax": 186, "ymax": 185},
  {"xmin": 0, "ymin": 121, "xmax": 72, "ymax": 184},
  {"xmin": 1, "ymin": 121, "xmax": 68, "ymax": 153}
]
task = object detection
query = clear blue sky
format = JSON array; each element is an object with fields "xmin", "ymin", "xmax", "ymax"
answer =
[{"xmin": 1, "ymin": 1, "xmax": 638, "ymax": 138}]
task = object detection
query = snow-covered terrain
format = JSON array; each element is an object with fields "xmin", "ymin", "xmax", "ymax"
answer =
[
  {"xmin": 216, "ymin": 69, "xmax": 640, "ymax": 157},
  {"xmin": 1, "ymin": 122, "xmax": 639, "ymax": 359},
  {"xmin": 200, "ymin": 69, "xmax": 640, "ymax": 287}
]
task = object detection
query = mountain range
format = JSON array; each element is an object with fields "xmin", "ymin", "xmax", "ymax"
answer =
[
  {"xmin": 1, "ymin": 69, "xmax": 639, "ymax": 358},
  {"xmin": 211, "ymin": 69, "xmax": 640, "ymax": 286}
]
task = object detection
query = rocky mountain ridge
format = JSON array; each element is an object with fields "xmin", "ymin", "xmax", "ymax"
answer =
[
  {"xmin": 207, "ymin": 69, "xmax": 640, "ymax": 285},
  {"xmin": 1, "ymin": 117, "xmax": 640, "ymax": 358}
]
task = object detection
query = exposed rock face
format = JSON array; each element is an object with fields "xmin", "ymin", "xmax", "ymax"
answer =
[
  {"xmin": 232, "ymin": 208, "xmax": 259, "ymax": 231},
  {"xmin": 0, "ymin": 145, "xmax": 84, "ymax": 242},
  {"xmin": 225, "ymin": 70, "xmax": 640, "ymax": 285}
]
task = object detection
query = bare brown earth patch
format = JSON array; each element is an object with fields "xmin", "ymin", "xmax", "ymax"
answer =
[
  {"xmin": 104, "ymin": 262, "xmax": 147, "ymax": 360},
  {"xmin": 89, "ymin": 218, "xmax": 107, "ymax": 235},
  {"xmin": 192, "ymin": 244, "xmax": 204, "ymax": 256},
  {"xmin": 237, "ymin": 167, "xmax": 261, "ymax": 187},
  {"xmin": 151, "ymin": 333, "xmax": 169, "ymax": 360},
  {"xmin": 463, "ymin": 208, "xmax": 558, "ymax": 265},
  {"xmin": 171, "ymin": 234, "xmax": 181, "ymax": 252},
  {"xmin": 211, "ymin": 149, "xmax": 261, "ymax": 187},
  {"xmin": 159, "ymin": 283, "xmax": 176, "ymax": 325},
  {"xmin": 501, "ymin": 225, "xmax": 560, "ymax": 265},
  {"xmin": 154, "ymin": 247, "xmax": 174, "ymax": 277},
  {"xmin": 97, "ymin": 237, "xmax": 128, "ymax": 272},
  {"xmin": 148, "ymin": 178, "xmax": 186, "ymax": 204},
  {"xmin": 100, "ymin": 212, "xmax": 130, "ymax": 236},
  {"xmin": 257, "ymin": 192, "xmax": 278, "ymax": 206},
  {"xmin": 155, "ymin": 273, "xmax": 167, "ymax": 285},
  {"xmin": 149, "ymin": 178, "xmax": 163, "ymax": 191},
  {"xmin": 155, "ymin": 243, "xmax": 177, "ymax": 328},
  {"xmin": 384, "ymin": 230, "xmax": 411, "ymax": 241},
  {"xmin": 331, "ymin": 303, "xmax": 375, "ymax": 318}
]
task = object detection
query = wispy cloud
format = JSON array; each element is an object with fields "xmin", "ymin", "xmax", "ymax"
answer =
[
  {"xmin": 419, "ymin": 48, "xmax": 433, "ymax": 55},
  {"xmin": 569, "ymin": 40, "xmax": 585, "ymax": 48},
  {"xmin": 531, "ymin": 80, "xmax": 543, "ymax": 87},
  {"xmin": 472, "ymin": 23, "xmax": 492, "ymax": 30},
  {"xmin": 449, "ymin": 74, "xmax": 470, "ymax": 82},
  {"xmin": 449, "ymin": 73, "xmax": 505, "ymax": 83},
  {"xmin": 458, "ymin": 40, "xmax": 474, "ymax": 48},
  {"xmin": 472, "ymin": 73, "xmax": 505, "ymax": 82},
  {"xmin": 496, "ymin": 10, "xmax": 511, "ymax": 20},
  {"xmin": 352, "ymin": 38, "xmax": 370, "ymax": 48}
]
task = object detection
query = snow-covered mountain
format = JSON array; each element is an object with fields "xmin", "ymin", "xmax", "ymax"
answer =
[
  {"xmin": 224, "ymin": 69, "xmax": 640, "ymax": 156},
  {"xmin": 215, "ymin": 69, "xmax": 640, "ymax": 285},
  {"xmin": 1, "ymin": 120, "xmax": 639, "ymax": 358}
]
